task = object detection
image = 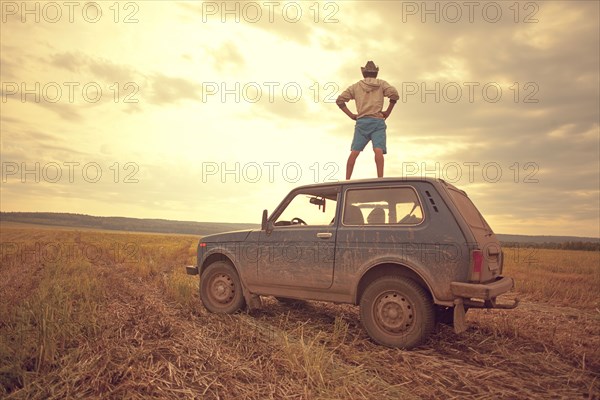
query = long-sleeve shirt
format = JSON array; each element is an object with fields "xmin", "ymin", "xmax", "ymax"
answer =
[{"xmin": 336, "ymin": 78, "xmax": 399, "ymax": 119}]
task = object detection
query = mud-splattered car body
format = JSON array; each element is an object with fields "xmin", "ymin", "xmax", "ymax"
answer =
[{"xmin": 187, "ymin": 177, "xmax": 518, "ymax": 348}]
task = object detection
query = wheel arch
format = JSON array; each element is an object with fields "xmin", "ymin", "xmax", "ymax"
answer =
[
  {"xmin": 200, "ymin": 252, "xmax": 236, "ymax": 277},
  {"xmin": 355, "ymin": 263, "xmax": 437, "ymax": 305}
]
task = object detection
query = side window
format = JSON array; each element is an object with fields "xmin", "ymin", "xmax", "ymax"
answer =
[
  {"xmin": 396, "ymin": 201, "xmax": 423, "ymax": 224},
  {"xmin": 275, "ymin": 189, "xmax": 338, "ymax": 226},
  {"xmin": 447, "ymin": 188, "xmax": 488, "ymax": 230},
  {"xmin": 343, "ymin": 187, "xmax": 424, "ymax": 226}
]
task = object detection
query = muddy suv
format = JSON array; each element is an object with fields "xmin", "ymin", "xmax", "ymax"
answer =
[{"xmin": 186, "ymin": 177, "xmax": 518, "ymax": 348}]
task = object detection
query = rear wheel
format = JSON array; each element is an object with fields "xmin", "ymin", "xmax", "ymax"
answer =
[
  {"xmin": 200, "ymin": 261, "xmax": 246, "ymax": 313},
  {"xmin": 360, "ymin": 276, "xmax": 434, "ymax": 348}
]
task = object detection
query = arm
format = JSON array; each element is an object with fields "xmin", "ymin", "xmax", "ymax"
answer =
[
  {"xmin": 381, "ymin": 80, "xmax": 400, "ymax": 119},
  {"xmin": 336, "ymin": 84, "xmax": 357, "ymax": 120},
  {"xmin": 381, "ymin": 99, "xmax": 397, "ymax": 119},
  {"xmin": 339, "ymin": 104, "xmax": 357, "ymax": 120}
]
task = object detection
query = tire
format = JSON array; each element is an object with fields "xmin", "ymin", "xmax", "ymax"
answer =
[
  {"xmin": 360, "ymin": 276, "xmax": 434, "ymax": 349},
  {"xmin": 200, "ymin": 261, "xmax": 246, "ymax": 314}
]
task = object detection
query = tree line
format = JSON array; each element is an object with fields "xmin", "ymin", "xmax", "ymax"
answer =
[{"xmin": 501, "ymin": 241, "xmax": 599, "ymax": 252}]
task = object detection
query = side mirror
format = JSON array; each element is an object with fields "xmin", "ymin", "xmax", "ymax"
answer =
[
  {"xmin": 261, "ymin": 209, "xmax": 268, "ymax": 230},
  {"xmin": 262, "ymin": 209, "xmax": 274, "ymax": 234}
]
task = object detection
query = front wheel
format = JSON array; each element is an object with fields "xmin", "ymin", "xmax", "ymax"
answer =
[
  {"xmin": 360, "ymin": 276, "xmax": 434, "ymax": 349},
  {"xmin": 200, "ymin": 261, "xmax": 246, "ymax": 313}
]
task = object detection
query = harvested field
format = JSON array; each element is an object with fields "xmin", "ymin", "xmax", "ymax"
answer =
[{"xmin": 1, "ymin": 225, "xmax": 599, "ymax": 399}]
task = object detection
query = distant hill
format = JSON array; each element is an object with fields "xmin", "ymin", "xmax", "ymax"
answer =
[
  {"xmin": 0, "ymin": 212, "xmax": 259, "ymax": 236},
  {"xmin": 497, "ymin": 234, "xmax": 599, "ymax": 251},
  {"xmin": 496, "ymin": 233, "xmax": 599, "ymax": 244},
  {"xmin": 1, "ymin": 212, "xmax": 598, "ymax": 249}
]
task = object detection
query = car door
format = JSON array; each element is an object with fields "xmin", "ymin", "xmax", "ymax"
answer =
[
  {"xmin": 335, "ymin": 184, "xmax": 427, "ymax": 278},
  {"xmin": 256, "ymin": 186, "xmax": 339, "ymax": 290}
]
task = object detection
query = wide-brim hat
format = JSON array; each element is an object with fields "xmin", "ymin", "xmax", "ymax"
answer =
[{"xmin": 361, "ymin": 61, "xmax": 379, "ymax": 73}]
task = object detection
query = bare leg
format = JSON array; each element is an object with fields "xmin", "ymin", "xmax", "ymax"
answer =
[
  {"xmin": 374, "ymin": 148, "xmax": 384, "ymax": 177},
  {"xmin": 346, "ymin": 150, "xmax": 361, "ymax": 180}
]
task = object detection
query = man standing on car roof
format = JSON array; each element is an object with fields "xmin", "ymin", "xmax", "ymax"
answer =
[{"xmin": 336, "ymin": 61, "xmax": 399, "ymax": 180}]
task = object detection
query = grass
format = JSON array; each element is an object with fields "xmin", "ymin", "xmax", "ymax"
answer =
[
  {"xmin": 503, "ymin": 246, "xmax": 600, "ymax": 308},
  {"xmin": 163, "ymin": 267, "xmax": 198, "ymax": 310},
  {"xmin": 1, "ymin": 225, "xmax": 598, "ymax": 399},
  {"xmin": 0, "ymin": 258, "xmax": 104, "ymax": 392}
]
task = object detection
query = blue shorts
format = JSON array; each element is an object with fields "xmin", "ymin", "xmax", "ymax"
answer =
[{"xmin": 350, "ymin": 117, "xmax": 387, "ymax": 154}]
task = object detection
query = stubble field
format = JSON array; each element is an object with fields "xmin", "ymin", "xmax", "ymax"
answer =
[{"xmin": 1, "ymin": 223, "xmax": 599, "ymax": 399}]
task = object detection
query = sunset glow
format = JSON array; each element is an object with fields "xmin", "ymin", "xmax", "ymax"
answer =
[{"xmin": 1, "ymin": 1, "xmax": 599, "ymax": 237}]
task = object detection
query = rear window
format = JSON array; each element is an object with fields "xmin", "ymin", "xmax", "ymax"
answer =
[{"xmin": 448, "ymin": 188, "xmax": 488, "ymax": 229}]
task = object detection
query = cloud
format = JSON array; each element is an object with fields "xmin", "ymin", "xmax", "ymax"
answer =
[
  {"xmin": 208, "ymin": 41, "xmax": 245, "ymax": 72},
  {"xmin": 0, "ymin": 53, "xmax": 22, "ymax": 80},
  {"xmin": 0, "ymin": 51, "xmax": 147, "ymax": 119},
  {"xmin": 1, "ymin": 1, "xmax": 597, "ymax": 237},
  {"xmin": 319, "ymin": 1, "xmax": 599, "ymax": 237},
  {"xmin": 146, "ymin": 73, "xmax": 201, "ymax": 105},
  {"xmin": 0, "ymin": 121, "xmax": 90, "ymax": 161},
  {"xmin": 45, "ymin": 51, "xmax": 214, "ymax": 108},
  {"xmin": 48, "ymin": 51, "xmax": 142, "ymax": 83},
  {"xmin": 180, "ymin": 1, "xmax": 320, "ymax": 45},
  {"xmin": 49, "ymin": 51, "xmax": 83, "ymax": 72}
]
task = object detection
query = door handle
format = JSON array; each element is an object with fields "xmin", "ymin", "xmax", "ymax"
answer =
[{"xmin": 316, "ymin": 232, "xmax": 332, "ymax": 239}]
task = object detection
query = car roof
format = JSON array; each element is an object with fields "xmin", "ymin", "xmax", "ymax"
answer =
[{"xmin": 291, "ymin": 177, "xmax": 452, "ymax": 191}]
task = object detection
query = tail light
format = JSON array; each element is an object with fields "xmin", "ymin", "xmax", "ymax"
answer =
[{"xmin": 471, "ymin": 249, "xmax": 483, "ymax": 282}]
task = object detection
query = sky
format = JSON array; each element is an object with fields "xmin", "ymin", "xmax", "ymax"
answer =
[{"xmin": 1, "ymin": 0, "xmax": 599, "ymax": 237}]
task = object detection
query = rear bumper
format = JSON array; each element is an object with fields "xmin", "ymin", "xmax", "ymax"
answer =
[
  {"xmin": 450, "ymin": 276, "xmax": 514, "ymax": 300},
  {"xmin": 451, "ymin": 277, "xmax": 517, "ymax": 334}
]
